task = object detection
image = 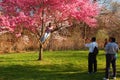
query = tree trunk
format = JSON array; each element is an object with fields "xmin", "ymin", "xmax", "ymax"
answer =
[
  {"xmin": 38, "ymin": 1, "xmax": 44, "ymax": 61},
  {"xmin": 83, "ymin": 23, "xmax": 87, "ymax": 44},
  {"xmin": 38, "ymin": 43, "xmax": 43, "ymax": 60}
]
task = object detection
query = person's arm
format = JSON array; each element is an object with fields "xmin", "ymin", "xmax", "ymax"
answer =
[
  {"xmin": 85, "ymin": 43, "xmax": 90, "ymax": 47},
  {"xmin": 85, "ymin": 43, "xmax": 92, "ymax": 48},
  {"xmin": 116, "ymin": 45, "xmax": 119, "ymax": 53},
  {"xmin": 85, "ymin": 38, "xmax": 91, "ymax": 47}
]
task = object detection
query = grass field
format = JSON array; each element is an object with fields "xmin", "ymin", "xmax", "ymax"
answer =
[{"xmin": 0, "ymin": 50, "xmax": 120, "ymax": 80}]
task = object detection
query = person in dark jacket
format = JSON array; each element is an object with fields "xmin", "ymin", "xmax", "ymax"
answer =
[{"xmin": 103, "ymin": 37, "xmax": 119, "ymax": 80}]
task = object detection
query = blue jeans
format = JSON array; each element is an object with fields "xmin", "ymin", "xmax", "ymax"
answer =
[
  {"xmin": 40, "ymin": 32, "xmax": 51, "ymax": 43},
  {"xmin": 105, "ymin": 54, "xmax": 116, "ymax": 78}
]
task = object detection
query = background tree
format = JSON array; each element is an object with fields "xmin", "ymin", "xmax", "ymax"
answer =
[
  {"xmin": 0, "ymin": 0, "xmax": 99, "ymax": 60},
  {"xmin": 91, "ymin": 0, "xmax": 120, "ymax": 47}
]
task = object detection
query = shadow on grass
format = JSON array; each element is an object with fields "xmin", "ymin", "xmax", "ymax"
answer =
[{"xmin": 0, "ymin": 64, "xmax": 106, "ymax": 80}]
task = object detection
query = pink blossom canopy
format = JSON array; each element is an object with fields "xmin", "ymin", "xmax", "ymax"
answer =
[{"xmin": 0, "ymin": 0, "xmax": 99, "ymax": 35}]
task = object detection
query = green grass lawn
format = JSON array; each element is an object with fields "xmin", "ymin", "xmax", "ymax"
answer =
[{"xmin": 0, "ymin": 50, "xmax": 120, "ymax": 80}]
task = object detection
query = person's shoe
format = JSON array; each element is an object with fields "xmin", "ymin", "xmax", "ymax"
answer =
[
  {"xmin": 88, "ymin": 72, "xmax": 92, "ymax": 74},
  {"xmin": 112, "ymin": 77, "xmax": 116, "ymax": 80},
  {"xmin": 93, "ymin": 71, "xmax": 97, "ymax": 73},
  {"xmin": 103, "ymin": 77, "xmax": 109, "ymax": 80},
  {"xmin": 110, "ymin": 73, "xmax": 113, "ymax": 76}
]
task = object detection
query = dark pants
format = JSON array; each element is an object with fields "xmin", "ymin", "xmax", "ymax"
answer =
[
  {"xmin": 105, "ymin": 54, "xmax": 116, "ymax": 78},
  {"xmin": 88, "ymin": 53, "xmax": 97, "ymax": 73}
]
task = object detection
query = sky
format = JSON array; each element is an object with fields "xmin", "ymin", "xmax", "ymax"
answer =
[
  {"xmin": 113, "ymin": 0, "xmax": 120, "ymax": 2},
  {"xmin": 116, "ymin": 0, "xmax": 120, "ymax": 2}
]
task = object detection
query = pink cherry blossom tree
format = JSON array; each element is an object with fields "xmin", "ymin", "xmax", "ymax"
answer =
[{"xmin": 0, "ymin": 0, "xmax": 99, "ymax": 60}]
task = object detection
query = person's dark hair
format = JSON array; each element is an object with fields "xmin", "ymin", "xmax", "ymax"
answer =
[
  {"xmin": 91, "ymin": 37, "xmax": 96, "ymax": 42},
  {"xmin": 48, "ymin": 23, "xmax": 51, "ymax": 26},
  {"xmin": 112, "ymin": 37, "xmax": 116, "ymax": 42},
  {"xmin": 109, "ymin": 37, "xmax": 116, "ymax": 42}
]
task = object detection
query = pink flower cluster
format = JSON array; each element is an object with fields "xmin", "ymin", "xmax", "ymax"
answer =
[{"xmin": 0, "ymin": 0, "xmax": 100, "ymax": 36}]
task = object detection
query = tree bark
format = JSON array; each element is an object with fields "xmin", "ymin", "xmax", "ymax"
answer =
[{"xmin": 38, "ymin": 43, "xmax": 43, "ymax": 60}]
